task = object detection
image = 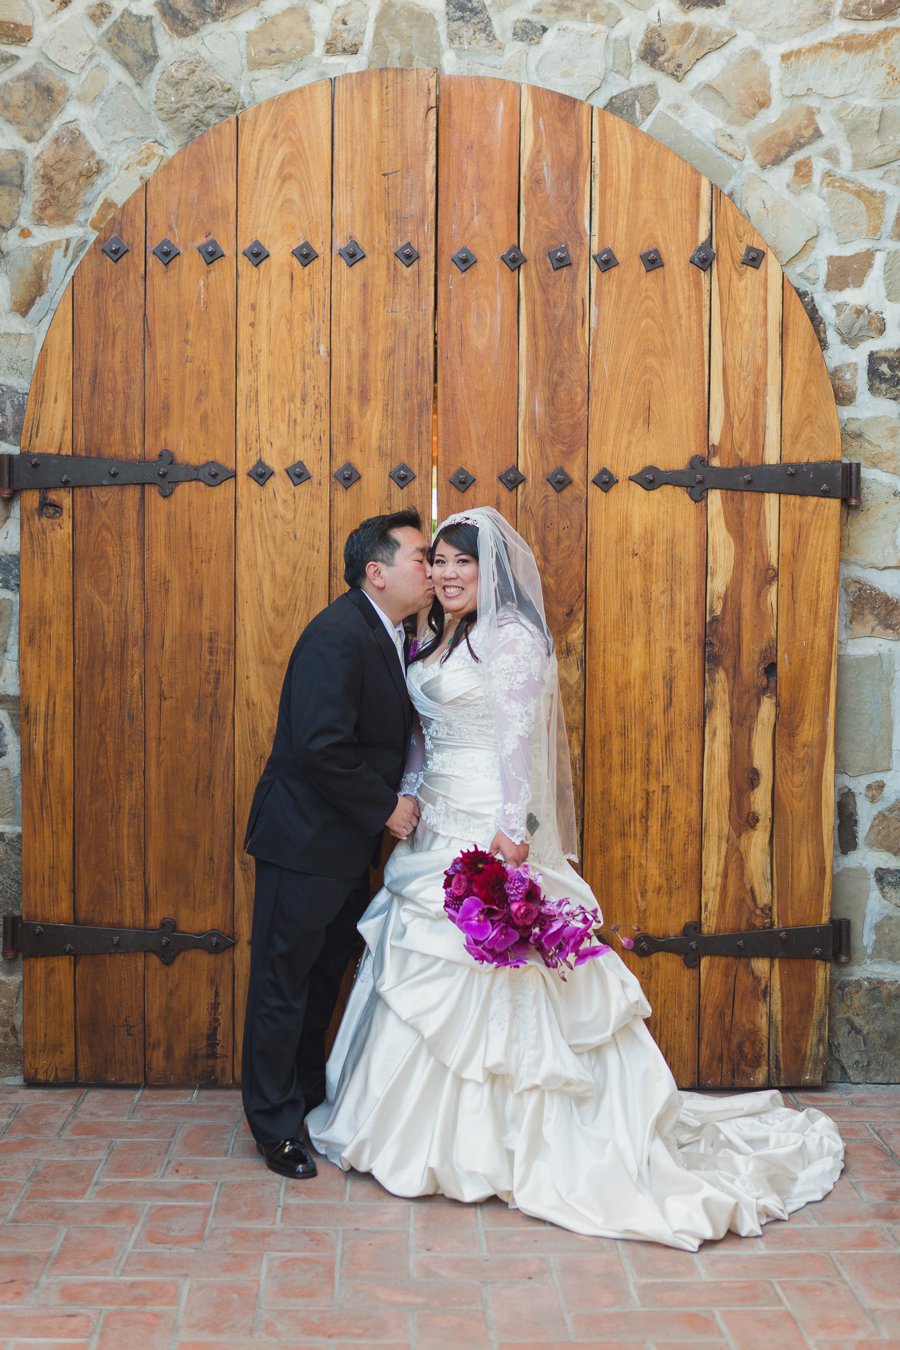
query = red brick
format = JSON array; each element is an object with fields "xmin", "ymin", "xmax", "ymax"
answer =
[
  {"xmin": 341, "ymin": 1277, "xmax": 482, "ymax": 1311},
  {"xmin": 851, "ymin": 1177, "xmax": 900, "ymax": 1201},
  {"xmin": 0, "ymin": 1088, "xmax": 83, "ymax": 1105},
  {"xmin": 637, "ymin": 1278, "xmax": 778, "ymax": 1308},
  {"xmin": 280, "ymin": 1200, "xmax": 405, "ymax": 1229},
  {"xmin": 123, "ymin": 1249, "xmax": 263, "ymax": 1279},
  {"xmin": 414, "ymin": 1309, "xmax": 492, "ymax": 1347},
  {"xmin": 621, "ymin": 1242, "xmax": 701, "ymax": 1280},
  {"xmin": 205, "ymin": 1225, "xmax": 336, "ymax": 1254},
  {"xmin": 483, "ymin": 1225, "xmax": 595, "ymax": 1254},
  {"xmin": 843, "ymin": 1140, "xmax": 898, "ymax": 1176},
  {"xmin": 569, "ymin": 1309, "xmax": 722, "ymax": 1340},
  {"xmin": 66, "ymin": 1119, "xmax": 176, "ymax": 1140},
  {"xmin": 50, "ymin": 1226, "xmax": 131, "ymax": 1275},
  {"xmin": 478, "ymin": 1199, "xmax": 551, "ymax": 1230},
  {"xmin": 0, "ymin": 1311, "xmax": 96, "ymax": 1338},
  {"xmin": 164, "ymin": 1157, "xmax": 270, "ymax": 1180},
  {"xmin": 698, "ymin": 1251, "xmax": 838, "ymax": 1280},
  {"xmin": 95, "ymin": 1307, "xmax": 178, "ymax": 1349},
  {"xmin": 0, "ymin": 1223, "xmax": 61, "ymax": 1251},
  {"xmin": 487, "ymin": 1279, "xmax": 569, "ymax": 1341},
  {"xmin": 71, "ymin": 1089, "xmax": 139, "ymax": 1119},
  {"xmin": 135, "ymin": 1203, "xmax": 210, "ymax": 1247},
  {"xmin": 0, "ymin": 1136, "xmax": 108, "ymax": 1158},
  {"xmin": 342, "ymin": 1229, "xmax": 410, "ymax": 1279},
  {"xmin": 0, "ymin": 1251, "xmax": 48, "ymax": 1302},
  {"xmin": 274, "ymin": 1161, "xmax": 347, "ymax": 1202},
  {"xmin": 345, "ymin": 1169, "xmax": 394, "ymax": 1202},
  {"xmin": 261, "ymin": 1308, "xmax": 409, "ymax": 1341},
  {"xmin": 27, "ymin": 1159, "xmax": 101, "ymax": 1200},
  {"xmin": 755, "ymin": 1223, "xmax": 893, "ymax": 1250},
  {"xmin": 92, "ymin": 1179, "xmax": 213, "ymax": 1204},
  {"xmin": 716, "ymin": 1308, "xmax": 807, "ymax": 1350},
  {"xmin": 261, "ymin": 1253, "xmax": 338, "ymax": 1305},
  {"xmin": 98, "ymin": 1141, "xmax": 170, "ymax": 1179},
  {"xmin": 211, "ymin": 1179, "xmax": 280, "ymax": 1226},
  {"xmin": 0, "ymin": 1179, "xmax": 25, "ymax": 1218},
  {"xmin": 42, "ymin": 1277, "xmax": 182, "ymax": 1306},
  {"xmin": 808, "ymin": 1198, "xmax": 900, "ymax": 1224},
  {"xmin": 415, "ymin": 1252, "xmax": 551, "ymax": 1283},
  {"xmin": 837, "ymin": 1252, "xmax": 900, "ymax": 1307},
  {"xmin": 181, "ymin": 1279, "xmax": 258, "ymax": 1337},
  {"xmin": 171, "ymin": 1123, "xmax": 236, "ymax": 1157},
  {"xmin": 14, "ymin": 1200, "xmax": 144, "ymax": 1227},
  {"xmin": 6, "ymin": 1104, "xmax": 74, "ymax": 1136},
  {"xmin": 778, "ymin": 1278, "xmax": 877, "ymax": 1339}
]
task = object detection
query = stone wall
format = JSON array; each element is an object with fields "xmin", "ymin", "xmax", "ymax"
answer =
[{"xmin": 0, "ymin": 0, "xmax": 898, "ymax": 1081}]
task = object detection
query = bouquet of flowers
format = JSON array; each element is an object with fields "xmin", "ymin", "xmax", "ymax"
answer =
[{"xmin": 442, "ymin": 847, "xmax": 611, "ymax": 977}]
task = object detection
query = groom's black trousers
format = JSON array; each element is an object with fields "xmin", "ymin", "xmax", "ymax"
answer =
[{"xmin": 241, "ymin": 859, "xmax": 370, "ymax": 1146}]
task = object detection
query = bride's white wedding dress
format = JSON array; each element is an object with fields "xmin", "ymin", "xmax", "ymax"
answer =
[{"xmin": 306, "ymin": 627, "xmax": 843, "ymax": 1250}]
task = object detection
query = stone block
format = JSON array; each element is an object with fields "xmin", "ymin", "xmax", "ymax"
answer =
[
  {"xmin": 43, "ymin": 15, "xmax": 94, "ymax": 73},
  {"xmin": 0, "ymin": 767, "xmax": 14, "ymax": 822},
  {"xmin": 88, "ymin": 2, "xmax": 113, "ymax": 25},
  {"xmin": 867, "ymin": 799, "xmax": 900, "ymax": 855},
  {"xmin": 845, "ymin": 579, "xmax": 900, "ymax": 639},
  {"xmin": 822, "ymin": 171, "xmax": 886, "ymax": 244},
  {"xmin": 0, "ymin": 385, "xmax": 26, "ymax": 448},
  {"xmin": 875, "ymin": 865, "xmax": 900, "ymax": 907},
  {"xmin": 841, "ymin": 0, "xmax": 900, "ymax": 14},
  {"xmin": 789, "ymin": 156, "xmax": 813, "ymax": 192},
  {"xmin": 247, "ymin": 7, "xmax": 314, "ymax": 69},
  {"xmin": 782, "ymin": 28, "xmax": 900, "ymax": 101},
  {"xmin": 88, "ymin": 140, "xmax": 165, "ymax": 231},
  {"xmin": 797, "ymin": 288, "xmax": 827, "ymax": 349},
  {"xmin": 831, "ymin": 867, "xmax": 870, "ymax": 951},
  {"xmin": 153, "ymin": 55, "xmax": 241, "ymax": 142},
  {"xmin": 714, "ymin": 128, "xmax": 744, "ymax": 161},
  {"xmin": 694, "ymin": 46, "xmax": 771, "ymax": 126},
  {"xmin": 739, "ymin": 174, "xmax": 816, "ymax": 265},
  {"xmin": 828, "ymin": 977, "xmax": 900, "ymax": 1082},
  {"xmin": 371, "ymin": 2, "xmax": 440, "ymax": 68},
  {"xmin": 325, "ymin": 0, "xmax": 368, "ymax": 56},
  {"xmin": 512, "ymin": 20, "xmax": 547, "ymax": 45},
  {"xmin": 100, "ymin": 11, "xmax": 158, "ymax": 83},
  {"xmin": 729, "ymin": 0, "xmax": 831, "ymax": 41},
  {"xmin": 835, "ymin": 652, "xmax": 893, "ymax": 777},
  {"xmin": 0, "ymin": 973, "xmax": 21, "ymax": 1080},
  {"xmin": 842, "ymin": 476, "xmax": 900, "ymax": 569},
  {"xmin": 610, "ymin": 36, "xmax": 630, "ymax": 76},
  {"xmin": 749, "ymin": 104, "xmax": 821, "ymax": 168},
  {"xmin": 79, "ymin": 64, "xmax": 108, "ymax": 104},
  {"xmin": 0, "ymin": 331, "xmax": 34, "ymax": 384},
  {"xmin": 638, "ymin": 20, "xmax": 734, "ymax": 81},
  {"xmin": 842, "ymin": 416, "xmax": 900, "ymax": 477},
  {"xmin": 0, "ymin": 0, "xmax": 33, "ymax": 45},
  {"xmin": 872, "ymin": 910, "xmax": 900, "ymax": 961},
  {"xmin": 0, "ymin": 148, "xmax": 23, "ymax": 232},
  {"xmin": 838, "ymin": 785, "xmax": 858, "ymax": 855},
  {"xmin": 535, "ymin": 26, "xmax": 607, "ymax": 101},
  {"xmin": 533, "ymin": 0, "xmax": 620, "ymax": 18},
  {"xmin": 829, "ymin": 361, "xmax": 857, "ymax": 405},
  {"xmin": 0, "ymin": 61, "xmax": 68, "ymax": 142},
  {"xmin": 835, "ymin": 102, "xmax": 900, "ymax": 171},
  {"xmin": 6, "ymin": 239, "xmax": 68, "ymax": 320},
  {"xmin": 447, "ymin": 0, "xmax": 502, "ymax": 51},
  {"xmin": 95, "ymin": 84, "xmax": 156, "ymax": 149},
  {"xmin": 0, "ymin": 554, "xmax": 19, "ymax": 593},
  {"xmin": 156, "ymin": 0, "xmax": 256, "ymax": 39},
  {"xmin": 647, "ymin": 111, "xmax": 734, "ymax": 189},
  {"xmin": 33, "ymin": 122, "xmax": 106, "ymax": 227},
  {"xmin": 0, "ymin": 831, "xmax": 20, "ymax": 918},
  {"xmin": 825, "ymin": 250, "xmax": 874, "ymax": 291},
  {"xmin": 604, "ymin": 83, "xmax": 658, "ymax": 127},
  {"xmin": 868, "ymin": 349, "xmax": 900, "ymax": 402},
  {"xmin": 867, "ymin": 780, "xmax": 886, "ymax": 804},
  {"xmin": 885, "ymin": 252, "xmax": 900, "ymax": 304},
  {"xmin": 834, "ymin": 301, "xmax": 886, "ymax": 349}
]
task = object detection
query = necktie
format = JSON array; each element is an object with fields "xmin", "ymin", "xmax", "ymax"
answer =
[{"xmin": 393, "ymin": 627, "xmax": 406, "ymax": 669}]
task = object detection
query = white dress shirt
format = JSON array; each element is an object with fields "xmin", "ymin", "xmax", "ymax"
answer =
[{"xmin": 361, "ymin": 590, "xmax": 406, "ymax": 670}]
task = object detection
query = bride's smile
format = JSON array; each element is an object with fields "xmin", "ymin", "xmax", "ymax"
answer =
[{"xmin": 430, "ymin": 541, "xmax": 478, "ymax": 616}]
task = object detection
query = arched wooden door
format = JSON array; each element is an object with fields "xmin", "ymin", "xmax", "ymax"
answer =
[{"xmin": 16, "ymin": 70, "xmax": 849, "ymax": 1090}]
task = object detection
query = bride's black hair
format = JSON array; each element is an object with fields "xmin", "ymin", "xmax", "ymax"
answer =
[{"xmin": 409, "ymin": 520, "xmax": 481, "ymax": 665}]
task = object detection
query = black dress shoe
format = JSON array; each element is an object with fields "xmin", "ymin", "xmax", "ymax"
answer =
[{"xmin": 256, "ymin": 1137, "xmax": 318, "ymax": 1180}]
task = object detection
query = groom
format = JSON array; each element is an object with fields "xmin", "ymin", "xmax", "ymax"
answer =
[{"xmin": 242, "ymin": 509, "xmax": 433, "ymax": 1179}]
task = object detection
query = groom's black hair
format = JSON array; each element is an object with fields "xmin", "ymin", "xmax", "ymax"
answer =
[{"xmin": 344, "ymin": 509, "xmax": 423, "ymax": 588}]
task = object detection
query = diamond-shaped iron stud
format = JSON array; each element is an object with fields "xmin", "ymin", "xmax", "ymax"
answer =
[
  {"xmin": 451, "ymin": 246, "xmax": 477, "ymax": 273},
  {"xmin": 592, "ymin": 468, "xmax": 618, "ymax": 493},
  {"xmin": 286, "ymin": 460, "xmax": 312, "ymax": 486},
  {"xmin": 548, "ymin": 243, "xmax": 571, "ymax": 271},
  {"xmin": 248, "ymin": 459, "xmax": 274, "ymax": 486},
  {"xmin": 339, "ymin": 239, "xmax": 365, "ymax": 267},
  {"xmin": 499, "ymin": 466, "xmax": 526, "ymax": 491},
  {"xmin": 334, "ymin": 461, "xmax": 361, "ymax": 489},
  {"xmin": 640, "ymin": 249, "xmax": 664, "ymax": 272},
  {"xmin": 500, "ymin": 246, "xmax": 527, "ymax": 271},
  {"xmin": 198, "ymin": 238, "xmax": 225, "ymax": 265},
  {"xmin": 292, "ymin": 241, "xmax": 319, "ymax": 267},
  {"xmin": 101, "ymin": 235, "xmax": 129, "ymax": 263},
  {"xmin": 547, "ymin": 467, "xmax": 572, "ymax": 493},
  {"xmin": 395, "ymin": 242, "xmax": 420, "ymax": 267},
  {"xmin": 450, "ymin": 466, "xmax": 476, "ymax": 492},
  {"xmin": 152, "ymin": 237, "xmax": 180, "ymax": 266},
  {"xmin": 593, "ymin": 247, "xmax": 618, "ymax": 272},
  {"xmin": 243, "ymin": 240, "xmax": 270, "ymax": 267},
  {"xmin": 690, "ymin": 243, "xmax": 715, "ymax": 272},
  {"xmin": 741, "ymin": 245, "xmax": 765, "ymax": 269},
  {"xmin": 389, "ymin": 462, "xmax": 416, "ymax": 489}
]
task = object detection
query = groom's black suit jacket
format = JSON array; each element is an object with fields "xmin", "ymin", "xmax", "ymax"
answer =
[{"xmin": 244, "ymin": 587, "xmax": 413, "ymax": 884}]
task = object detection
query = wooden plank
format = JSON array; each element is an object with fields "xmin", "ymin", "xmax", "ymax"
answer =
[
  {"xmin": 330, "ymin": 68, "xmax": 436, "ymax": 595},
  {"xmin": 584, "ymin": 111, "xmax": 710, "ymax": 1088},
  {"xmin": 144, "ymin": 118, "xmax": 236, "ymax": 1084},
  {"xmin": 770, "ymin": 282, "xmax": 841, "ymax": 1086},
  {"xmin": 72, "ymin": 194, "xmax": 146, "ymax": 1083},
  {"xmin": 698, "ymin": 192, "xmax": 782, "ymax": 1089},
  {"xmin": 234, "ymin": 81, "xmax": 333, "ymax": 1080},
  {"xmin": 517, "ymin": 83, "xmax": 591, "ymax": 848},
  {"xmin": 436, "ymin": 76, "xmax": 519, "ymax": 524},
  {"xmin": 20, "ymin": 285, "xmax": 75, "ymax": 1083}
]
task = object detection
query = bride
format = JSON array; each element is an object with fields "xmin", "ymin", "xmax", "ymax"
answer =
[{"xmin": 306, "ymin": 507, "xmax": 843, "ymax": 1250}]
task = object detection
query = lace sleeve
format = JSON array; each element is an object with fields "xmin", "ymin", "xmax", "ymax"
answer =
[
  {"xmin": 485, "ymin": 622, "xmax": 549, "ymax": 845},
  {"xmin": 399, "ymin": 712, "xmax": 426, "ymax": 797}
]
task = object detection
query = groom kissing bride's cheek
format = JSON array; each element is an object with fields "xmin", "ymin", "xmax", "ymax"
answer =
[{"xmin": 242, "ymin": 506, "xmax": 843, "ymax": 1251}]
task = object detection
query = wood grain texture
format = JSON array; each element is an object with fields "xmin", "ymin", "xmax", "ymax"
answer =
[
  {"xmin": 72, "ymin": 194, "xmax": 146, "ymax": 1083},
  {"xmin": 234, "ymin": 81, "xmax": 333, "ymax": 1080},
  {"xmin": 699, "ymin": 192, "xmax": 781, "ymax": 1089},
  {"xmin": 517, "ymin": 83, "xmax": 591, "ymax": 849},
  {"xmin": 144, "ymin": 117, "xmax": 236, "ymax": 1084},
  {"xmin": 770, "ymin": 282, "xmax": 841, "ymax": 1087},
  {"xmin": 584, "ymin": 111, "xmax": 710, "ymax": 1087},
  {"xmin": 330, "ymin": 67, "xmax": 436, "ymax": 593},
  {"xmin": 436, "ymin": 76, "xmax": 519, "ymax": 523},
  {"xmin": 20, "ymin": 285, "xmax": 75, "ymax": 1083}
]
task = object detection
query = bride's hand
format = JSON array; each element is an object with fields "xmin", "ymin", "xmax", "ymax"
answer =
[{"xmin": 490, "ymin": 830, "xmax": 529, "ymax": 867}]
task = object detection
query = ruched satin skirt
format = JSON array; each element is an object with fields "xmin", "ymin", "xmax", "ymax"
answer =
[{"xmin": 306, "ymin": 825, "xmax": 844, "ymax": 1250}]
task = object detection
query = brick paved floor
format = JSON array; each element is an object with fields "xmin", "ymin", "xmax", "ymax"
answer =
[{"xmin": 0, "ymin": 1082, "xmax": 896, "ymax": 1348}]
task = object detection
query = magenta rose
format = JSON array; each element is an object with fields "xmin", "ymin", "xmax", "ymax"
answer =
[{"xmin": 509, "ymin": 898, "xmax": 541, "ymax": 928}]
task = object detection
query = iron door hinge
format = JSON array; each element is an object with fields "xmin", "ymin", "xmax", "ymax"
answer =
[
  {"xmin": 631, "ymin": 456, "xmax": 861, "ymax": 506},
  {"xmin": 613, "ymin": 917, "xmax": 850, "ymax": 969},
  {"xmin": 2, "ymin": 915, "xmax": 236, "ymax": 966},
  {"xmin": 0, "ymin": 450, "xmax": 234, "ymax": 500}
]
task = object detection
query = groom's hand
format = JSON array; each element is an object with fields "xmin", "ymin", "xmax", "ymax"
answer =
[{"xmin": 386, "ymin": 794, "xmax": 420, "ymax": 840}]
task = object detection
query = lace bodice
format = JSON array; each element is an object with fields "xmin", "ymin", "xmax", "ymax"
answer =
[{"xmin": 399, "ymin": 622, "xmax": 551, "ymax": 852}]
